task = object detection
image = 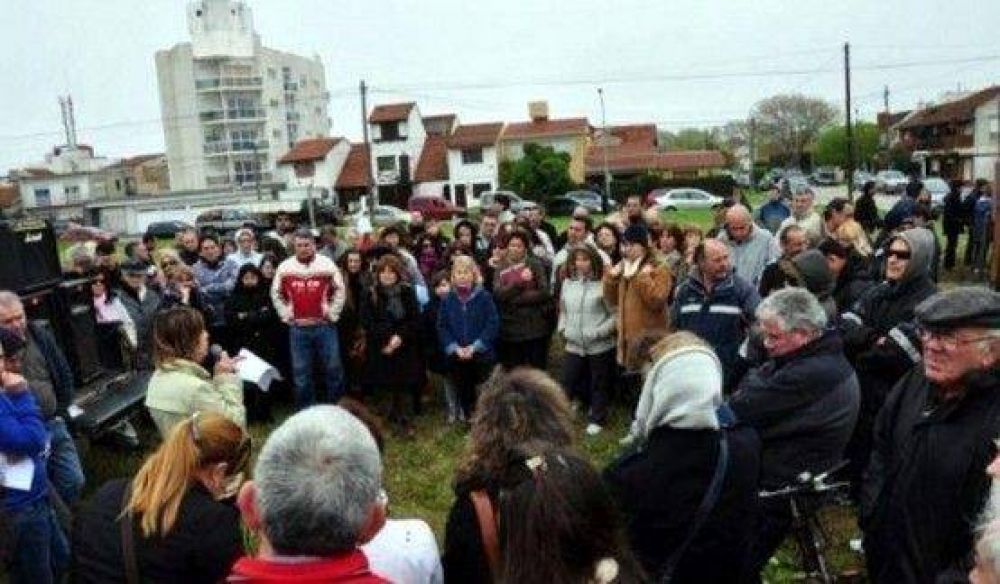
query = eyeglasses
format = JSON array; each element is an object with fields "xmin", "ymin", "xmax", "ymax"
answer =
[
  {"xmin": 886, "ymin": 249, "xmax": 911, "ymax": 261},
  {"xmin": 918, "ymin": 327, "xmax": 997, "ymax": 351}
]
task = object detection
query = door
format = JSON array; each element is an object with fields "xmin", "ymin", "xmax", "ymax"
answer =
[{"xmin": 455, "ymin": 185, "xmax": 468, "ymax": 208}]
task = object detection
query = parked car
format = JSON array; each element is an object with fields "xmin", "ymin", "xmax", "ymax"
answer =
[
  {"xmin": 145, "ymin": 220, "xmax": 194, "ymax": 238},
  {"xmin": 854, "ymin": 170, "xmax": 875, "ymax": 186},
  {"xmin": 922, "ymin": 176, "xmax": 950, "ymax": 213},
  {"xmin": 651, "ymin": 188, "xmax": 724, "ymax": 211},
  {"xmin": 779, "ymin": 175, "xmax": 811, "ymax": 199},
  {"xmin": 758, "ymin": 168, "xmax": 785, "ymax": 190},
  {"xmin": 554, "ymin": 190, "xmax": 616, "ymax": 214},
  {"xmin": 408, "ymin": 195, "xmax": 464, "ymax": 220},
  {"xmin": 195, "ymin": 209, "xmax": 261, "ymax": 234},
  {"xmin": 875, "ymin": 170, "xmax": 908, "ymax": 194},
  {"xmin": 347, "ymin": 204, "xmax": 411, "ymax": 228},
  {"xmin": 479, "ymin": 190, "xmax": 524, "ymax": 212},
  {"xmin": 810, "ymin": 167, "xmax": 840, "ymax": 186}
]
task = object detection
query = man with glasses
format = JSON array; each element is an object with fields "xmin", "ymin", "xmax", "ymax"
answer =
[{"xmin": 861, "ymin": 286, "xmax": 1000, "ymax": 583}]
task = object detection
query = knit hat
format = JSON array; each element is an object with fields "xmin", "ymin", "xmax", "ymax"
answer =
[
  {"xmin": 622, "ymin": 223, "xmax": 649, "ymax": 246},
  {"xmin": 0, "ymin": 326, "xmax": 26, "ymax": 357},
  {"xmin": 630, "ymin": 346, "xmax": 722, "ymax": 446},
  {"xmin": 792, "ymin": 249, "xmax": 834, "ymax": 299}
]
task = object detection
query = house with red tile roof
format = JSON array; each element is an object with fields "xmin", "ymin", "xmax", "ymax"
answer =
[
  {"xmin": 500, "ymin": 102, "xmax": 592, "ymax": 183},
  {"xmin": 446, "ymin": 122, "xmax": 505, "ymax": 207},
  {"xmin": 585, "ymin": 123, "xmax": 727, "ymax": 181},
  {"xmin": 335, "ymin": 143, "xmax": 372, "ymax": 205},
  {"xmin": 275, "ymin": 137, "xmax": 352, "ymax": 207}
]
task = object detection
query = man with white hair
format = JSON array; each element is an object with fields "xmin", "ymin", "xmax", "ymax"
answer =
[
  {"xmin": 729, "ymin": 287, "xmax": 859, "ymax": 581},
  {"xmin": 861, "ymin": 286, "xmax": 1000, "ymax": 583},
  {"xmin": 231, "ymin": 405, "xmax": 388, "ymax": 582},
  {"xmin": 778, "ymin": 186, "xmax": 823, "ymax": 246},
  {"xmin": 716, "ymin": 204, "xmax": 780, "ymax": 288}
]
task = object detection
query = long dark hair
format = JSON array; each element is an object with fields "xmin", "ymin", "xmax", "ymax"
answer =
[{"xmin": 499, "ymin": 445, "xmax": 645, "ymax": 584}]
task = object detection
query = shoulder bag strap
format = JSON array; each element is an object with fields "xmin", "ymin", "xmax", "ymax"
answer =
[
  {"xmin": 470, "ymin": 489, "xmax": 501, "ymax": 580},
  {"xmin": 659, "ymin": 431, "xmax": 730, "ymax": 583},
  {"xmin": 120, "ymin": 484, "xmax": 141, "ymax": 584}
]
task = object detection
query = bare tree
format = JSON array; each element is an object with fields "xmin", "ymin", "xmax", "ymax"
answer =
[{"xmin": 751, "ymin": 94, "xmax": 838, "ymax": 166}]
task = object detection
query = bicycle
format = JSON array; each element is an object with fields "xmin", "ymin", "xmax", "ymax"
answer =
[{"xmin": 759, "ymin": 461, "xmax": 854, "ymax": 583}]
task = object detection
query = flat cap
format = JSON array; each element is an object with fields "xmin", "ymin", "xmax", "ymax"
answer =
[{"xmin": 914, "ymin": 286, "xmax": 1000, "ymax": 331}]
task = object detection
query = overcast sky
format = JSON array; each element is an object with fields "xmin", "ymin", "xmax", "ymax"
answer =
[{"xmin": 1, "ymin": 0, "xmax": 998, "ymax": 172}]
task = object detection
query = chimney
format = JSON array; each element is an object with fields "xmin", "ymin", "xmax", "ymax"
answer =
[{"xmin": 528, "ymin": 101, "xmax": 549, "ymax": 122}]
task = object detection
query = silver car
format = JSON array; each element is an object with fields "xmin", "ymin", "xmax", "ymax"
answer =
[{"xmin": 653, "ymin": 188, "xmax": 724, "ymax": 211}]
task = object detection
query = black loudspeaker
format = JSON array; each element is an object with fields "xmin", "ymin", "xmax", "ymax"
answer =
[
  {"xmin": 21, "ymin": 278, "xmax": 103, "ymax": 386},
  {"xmin": 0, "ymin": 219, "xmax": 62, "ymax": 294}
]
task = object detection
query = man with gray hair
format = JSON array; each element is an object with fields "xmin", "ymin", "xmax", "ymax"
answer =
[
  {"xmin": 861, "ymin": 286, "xmax": 1000, "ymax": 583},
  {"xmin": 778, "ymin": 186, "xmax": 823, "ymax": 246},
  {"xmin": 231, "ymin": 405, "xmax": 389, "ymax": 582},
  {"xmin": 729, "ymin": 287, "xmax": 859, "ymax": 581}
]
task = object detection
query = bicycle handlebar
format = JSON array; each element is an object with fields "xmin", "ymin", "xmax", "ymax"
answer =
[{"xmin": 759, "ymin": 461, "xmax": 851, "ymax": 499}]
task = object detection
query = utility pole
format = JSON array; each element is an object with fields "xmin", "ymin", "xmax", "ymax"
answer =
[
  {"xmin": 748, "ymin": 118, "xmax": 756, "ymax": 189},
  {"xmin": 883, "ymin": 85, "xmax": 889, "ymax": 115},
  {"xmin": 360, "ymin": 80, "xmax": 375, "ymax": 221},
  {"xmin": 598, "ymin": 88, "xmax": 611, "ymax": 214},
  {"xmin": 844, "ymin": 42, "xmax": 855, "ymax": 201}
]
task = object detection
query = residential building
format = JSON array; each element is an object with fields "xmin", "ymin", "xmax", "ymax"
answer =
[
  {"xmin": 92, "ymin": 154, "xmax": 171, "ymax": 200},
  {"xmin": 585, "ymin": 123, "xmax": 728, "ymax": 182},
  {"xmin": 422, "ymin": 114, "xmax": 458, "ymax": 137},
  {"xmin": 368, "ymin": 102, "xmax": 426, "ymax": 206},
  {"xmin": 277, "ymin": 137, "xmax": 351, "ymax": 205},
  {"xmin": 501, "ymin": 102, "xmax": 591, "ymax": 184},
  {"xmin": 335, "ymin": 143, "xmax": 372, "ymax": 207},
  {"xmin": 897, "ymin": 85, "xmax": 1000, "ymax": 181},
  {"xmin": 446, "ymin": 122, "xmax": 504, "ymax": 207},
  {"xmin": 156, "ymin": 0, "xmax": 331, "ymax": 192},
  {"xmin": 413, "ymin": 135, "xmax": 450, "ymax": 199},
  {"xmin": 14, "ymin": 144, "xmax": 114, "ymax": 222}
]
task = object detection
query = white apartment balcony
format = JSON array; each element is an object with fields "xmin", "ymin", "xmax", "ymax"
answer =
[
  {"xmin": 205, "ymin": 172, "xmax": 275, "ymax": 188},
  {"xmin": 195, "ymin": 76, "xmax": 264, "ymax": 92},
  {"xmin": 199, "ymin": 108, "xmax": 267, "ymax": 123},
  {"xmin": 203, "ymin": 140, "xmax": 270, "ymax": 156}
]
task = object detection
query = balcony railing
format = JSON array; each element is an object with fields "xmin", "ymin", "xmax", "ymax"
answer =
[
  {"xmin": 205, "ymin": 172, "xmax": 273, "ymax": 188},
  {"xmin": 195, "ymin": 76, "xmax": 263, "ymax": 91},
  {"xmin": 203, "ymin": 140, "xmax": 270, "ymax": 155},
  {"xmin": 283, "ymin": 81, "xmax": 299, "ymax": 91},
  {"xmin": 199, "ymin": 108, "xmax": 267, "ymax": 123},
  {"xmin": 286, "ymin": 111, "xmax": 301, "ymax": 122}
]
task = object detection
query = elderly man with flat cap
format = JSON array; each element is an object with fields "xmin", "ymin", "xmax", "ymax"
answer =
[{"xmin": 860, "ymin": 286, "xmax": 1000, "ymax": 583}]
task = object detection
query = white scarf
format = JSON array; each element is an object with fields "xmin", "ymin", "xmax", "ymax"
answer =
[
  {"xmin": 630, "ymin": 347, "xmax": 723, "ymax": 446},
  {"xmin": 622, "ymin": 256, "xmax": 643, "ymax": 279}
]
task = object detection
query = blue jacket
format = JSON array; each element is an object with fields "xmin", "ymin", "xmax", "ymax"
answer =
[
  {"xmin": 757, "ymin": 200, "xmax": 791, "ymax": 234},
  {"xmin": 672, "ymin": 270, "xmax": 760, "ymax": 387},
  {"xmin": 0, "ymin": 389, "xmax": 49, "ymax": 511},
  {"xmin": 438, "ymin": 286, "xmax": 500, "ymax": 362},
  {"xmin": 193, "ymin": 258, "xmax": 239, "ymax": 326}
]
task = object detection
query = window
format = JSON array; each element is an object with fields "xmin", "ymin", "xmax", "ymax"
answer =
[
  {"xmin": 991, "ymin": 115, "xmax": 999, "ymax": 140},
  {"xmin": 270, "ymin": 99, "xmax": 279, "ymax": 108},
  {"xmin": 234, "ymin": 159, "xmax": 262, "ymax": 184},
  {"xmin": 379, "ymin": 122, "xmax": 401, "ymax": 141},
  {"xmin": 114, "ymin": 179, "xmax": 122, "ymax": 192},
  {"xmin": 34, "ymin": 188, "xmax": 51, "ymax": 207},
  {"xmin": 377, "ymin": 156, "xmax": 397, "ymax": 172},
  {"xmin": 272, "ymin": 129, "xmax": 282, "ymax": 139},
  {"xmin": 461, "ymin": 148, "xmax": 484, "ymax": 164},
  {"xmin": 267, "ymin": 67, "xmax": 276, "ymax": 79}
]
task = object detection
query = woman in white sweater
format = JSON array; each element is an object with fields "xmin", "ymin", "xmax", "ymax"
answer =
[{"xmin": 558, "ymin": 245, "xmax": 616, "ymax": 435}]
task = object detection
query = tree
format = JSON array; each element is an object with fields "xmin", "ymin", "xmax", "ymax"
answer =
[
  {"xmin": 498, "ymin": 143, "xmax": 576, "ymax": 201},
  {"xmin": 659, "ymin": 128, "xmax": 720, "ymax": 151},
  {"xmin": 813, "ymin": 122, "xmax": 880, "ymax": 168},
  {"xmin": 751, "ymin": 94, "xmax": 838, "ymax": 167}
]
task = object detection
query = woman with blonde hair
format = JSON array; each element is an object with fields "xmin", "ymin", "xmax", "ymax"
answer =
[
  {"xmin": 144, "ymin": 306, "xmax": 245, "ymax": 438},
  {"xmin": 72, "ymin": 412, "xmax": 250, "ymax": 583},
  {"xmin": 836, "ymin": 219, "xmax": 873, "ymax": 257}
]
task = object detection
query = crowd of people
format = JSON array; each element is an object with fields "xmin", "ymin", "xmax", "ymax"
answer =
[{"xmin": 0, "ymin": 177, "xmax": 998, "ymax": 582}]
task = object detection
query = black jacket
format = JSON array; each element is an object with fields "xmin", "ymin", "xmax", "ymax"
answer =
[
  {"xmin": 855, "ymin": 192, "xmax": 881, "ymax": 233},
  {"xmin": 861, "ymin": 366, "xmax": 1000, "ymax": 584},
  {"xmin": 942, "ymin": 190, "xmax": 965, "ymax": 235},
  {"xmin": 442, "ymin": 477, "xmax": 497, "ymax": 584},
  {"xmin": 360, "ymin": 283, "xmax": 425, "ymax": 388},
  {"xmin": 603, "ymin": 425, "xmax": 761, "ymax": 582},
  {"xmin": 224, "ymin": 265, "xmax": 281, "ymax": 361},
  {"xmin": 831, "ymin": 252, "xmax": 875, "ymax": 314},
  {"xmin": 729, "ymin": 330, "xmax": 860, "ymax": 488},
  {"xmin": 72, "ymin": 478, "xmax": 242, "ymax": 584}
]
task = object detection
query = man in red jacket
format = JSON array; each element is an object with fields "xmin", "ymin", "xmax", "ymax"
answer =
[
  {"xmin": 270, "ymin": 230, "xmax": 346, "ymax": 408},
  {"xmin": 230, "ymin": 405, "xmax": 388, "ymax": 583}
]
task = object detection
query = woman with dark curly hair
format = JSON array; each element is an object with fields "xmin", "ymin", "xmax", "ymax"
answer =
[
  {"xmin": 442, "ymin": 367, "xmax": 575, "ymax": 583},
  {"xmin": 595, "ymin": 221, "xmax": 623, "ymax": 266}
]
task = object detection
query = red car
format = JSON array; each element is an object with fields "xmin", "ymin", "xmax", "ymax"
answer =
[{"xmin": 407, "ymin": 195, "xmax": 464, "ymax": 220}]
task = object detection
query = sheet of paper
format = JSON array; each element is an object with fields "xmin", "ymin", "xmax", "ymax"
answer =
[
  {"xmin": 0, "ymin": 453, "xmax": 35, "ymax": 491},
  {"xmin": 236, "ymin": 349, "xmax": 283, "ymax": 392}
]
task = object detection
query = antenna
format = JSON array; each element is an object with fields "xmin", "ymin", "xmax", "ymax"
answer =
[{"xmin": 58, "ymin": 95, "xmax": 78, "ymax": 149}]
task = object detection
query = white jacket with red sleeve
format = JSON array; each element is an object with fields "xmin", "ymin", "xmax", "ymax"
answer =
[{"xmin": 270, "ymin": 253, "xmax": 346, "ymax": 324}]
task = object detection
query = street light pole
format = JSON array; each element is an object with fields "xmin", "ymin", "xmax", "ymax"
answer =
[{"xmin": 598, "ymin": 87, "xmax": 611, "ymax": 214}]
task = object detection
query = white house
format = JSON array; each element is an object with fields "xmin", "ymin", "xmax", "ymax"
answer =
[
  {"xmin": 15, "ymin": 145, "xmax": 114, "ymax": 222},
  {"xmin": 973, "ymin": 92, "xmax": 1000, "ymax": 181},
  {"xmin": 276, "ymin": 137, "xmax": 351, "ymax": 205},
  {"xmin": 368, "ymin": 102, "xmax": 426, "ymax": 205},
  {"xmin": 445, "ymin": 122, "xmax": 504, "ymax": 208}
]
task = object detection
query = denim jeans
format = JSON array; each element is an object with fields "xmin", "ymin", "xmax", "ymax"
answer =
[
  {"xmin": 7, "ymin": 499, "xmax": 69, "ymax": 584},
  {"xmin": 46, "ymin": 417, "xmax": 84, "ymax": 506},
  {"xmin": 290, "ymin": 324, "xmax": 345, "ymax": 408}
]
